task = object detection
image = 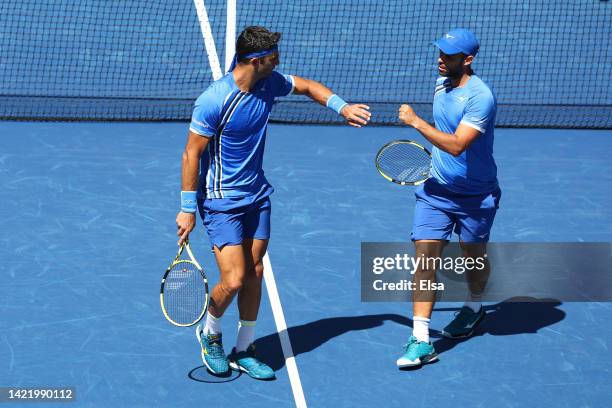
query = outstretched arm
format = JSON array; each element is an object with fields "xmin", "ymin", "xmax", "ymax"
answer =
[
  {"xmin": 292, "ymin": 75, "xmax": 371, "ymax": 128},
  {"xmin": 176, "ymin": 131, "xmax": 210, "ymax": 244}
]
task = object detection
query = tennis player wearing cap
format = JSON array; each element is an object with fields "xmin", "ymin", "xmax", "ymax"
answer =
[
  {"xmin": 176, "ymin": 26, "xmax": 371, "ymax": 379},
  {"xmin": 396, "ymin": 29, "xmax": 501, "ymax": 367}
]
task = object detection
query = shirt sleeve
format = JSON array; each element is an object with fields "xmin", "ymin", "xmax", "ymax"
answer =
[
  {"xmin": 268, "ymin": 71, "xmax": 295, "ymax": 97},
  {"xmin": 189, "ymin": 93, "xmax": 220, "ymax": 137},
  {"xmin": 460, "ymin": 92, "xmax": 496, "ymax": 133}
]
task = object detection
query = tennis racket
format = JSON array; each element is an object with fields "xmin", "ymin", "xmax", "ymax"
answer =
[
  {"xmin": 375, "ymin": 140, "xmax": 432, "ymax": 186},
  {"xmin": 160, "ymin": 239, "xmax": 209, "ymax": 327}
]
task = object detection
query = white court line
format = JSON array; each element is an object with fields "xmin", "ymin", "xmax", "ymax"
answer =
[
  {"xmin": 193, "ymin": 0, "xmax": 223, "ymax": 80},
  {"xmin": 225, "ymin": 0, "xmax": 236, "ymax": 73},
  {"xmin": 263, "ymin": 253, "xmax": 307, "ymax": 408}
]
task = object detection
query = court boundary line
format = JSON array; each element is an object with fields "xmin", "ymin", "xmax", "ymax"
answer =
[
  {"xmin": 225, "ymin": 0, "xmax": 236, "ymax": 73},
  {"xmin": 193, "ymin": 0, "xmax": 223, "ymax": 80},
  {"xmin": 263, "ymin": 253, "xmax": 307, "ymax": 408}
]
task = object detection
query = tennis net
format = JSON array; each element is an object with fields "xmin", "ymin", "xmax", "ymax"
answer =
[{"xmin": 1, "ymin": 0, "xmax": 610, "ymax": 128}]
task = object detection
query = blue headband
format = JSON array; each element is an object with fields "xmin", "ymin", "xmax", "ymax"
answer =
[{"xmin": 228, "ymin": 45, "xmax": 278, "ymax": 71}]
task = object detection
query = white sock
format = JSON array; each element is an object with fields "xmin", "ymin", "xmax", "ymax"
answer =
[
  {"xmin": 204, "ymin": 313, "xmax": 222, "ymax": 335},
  {"xmin": 464, "ymin": 292, "xmax": 482, "ymax": 313},
  {"xmin": 412, "ymin": 316, "xmax": 430, "ymax": 343},
  {"xmin": 235, "ymin": 320, "xmax": 256, "ymax": 352}
]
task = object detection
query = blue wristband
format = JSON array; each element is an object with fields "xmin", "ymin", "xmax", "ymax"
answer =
[
  {"xmin": 326, "ymin": 94, "xmax": 348, "ymax": 115},
  {"xmin": 180, "ymin": 191, "xmax": 197, "ymax": 213}
]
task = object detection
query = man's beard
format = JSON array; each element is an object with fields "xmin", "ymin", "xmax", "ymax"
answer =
[{"xmin": 440, "ymin": 67, "xmax": 462, "ymax": 79}]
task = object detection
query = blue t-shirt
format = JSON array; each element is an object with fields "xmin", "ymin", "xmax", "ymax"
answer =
[
  {"xmin": 189, "ymin": 71, "xmax": 295, "ymax": 201},
  {"xmin": 431, "ymin": 75, "xmax": 498, "ymax": 194}
]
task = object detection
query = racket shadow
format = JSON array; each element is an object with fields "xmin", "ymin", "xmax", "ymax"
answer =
[{"xmin": 188, "ymin": 366, "xmax": 242, "ymax": 384}]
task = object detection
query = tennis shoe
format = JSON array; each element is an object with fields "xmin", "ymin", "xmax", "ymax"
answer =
[
  {"xmin": 442, "ymin": 306, "xmax": 486, "ymax": 338},
  {"xmin": 396, "ymin": 335, "xmax": 438, "ymax": 368},
  {"xmin": 196, "ymin": 324, "xmax": 229, "ymax": 374},
  {"xmin": 229, "ymin": 344, "xmax": 275, "ymax": 380}
]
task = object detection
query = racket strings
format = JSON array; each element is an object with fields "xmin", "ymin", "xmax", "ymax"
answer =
[
  {"xmin": 378, "ymin": 143, "xmax": 431, "ymax": 183},
  {"xmin": 164, "ymin": 261, "xmax": 207, "ymax": 325}
]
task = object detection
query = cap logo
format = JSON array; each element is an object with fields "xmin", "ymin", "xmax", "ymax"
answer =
[{"xmin": 445, "ymin": 34, "xmax": 455, "ymax": 39}]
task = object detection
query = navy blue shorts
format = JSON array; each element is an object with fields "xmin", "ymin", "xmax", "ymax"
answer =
[
  {"xmin": 411, "ymin": 179, "xmax": 501, "ymax": 243},
  {"xmin": 199, "ymin": 196, "xmax": 271, "ymax": 249}
]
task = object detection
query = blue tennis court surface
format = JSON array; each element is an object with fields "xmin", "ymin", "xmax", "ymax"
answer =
[{"xmin": 1, "ymin": 121, "xmax": 611, "ymax": 407}]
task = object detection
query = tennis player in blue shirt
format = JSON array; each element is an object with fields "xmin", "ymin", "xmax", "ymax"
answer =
[
  {"xmin": 176, "ymin": 26, "xmax": 371, "ymax": 379},
  {"xmin": 396, "ymin": 29, "xmax": 501, "ymax": 367}
]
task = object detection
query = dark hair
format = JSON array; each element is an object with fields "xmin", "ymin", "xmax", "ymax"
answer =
[{"xmin": 236, "ymin": 26, "xmax": 281, "ymax": 63}]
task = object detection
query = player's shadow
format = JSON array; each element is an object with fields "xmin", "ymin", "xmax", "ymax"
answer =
[
  {"xmin": 255, "ymin": 313, "xmax": 411, "ymax": 371},
  {"xmin": 430, "ymin": 297, "xmax": 565, "ymax": 354},
  {"xmin": 255, "ymin": 297, "xmax": 565, "ymax": 371}
]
